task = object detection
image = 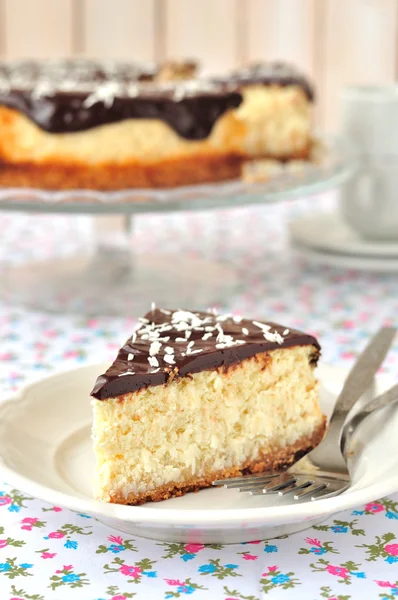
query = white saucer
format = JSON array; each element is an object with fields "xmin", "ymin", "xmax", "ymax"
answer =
[
  {"xmin": 0, "ymin": 363, "xmax": 397, "ymax": 544},
  {"xmin": 292, "ymin": 241, "xmax": 398, "ymax": 272},
  {"xmin": 290, "ymin": 212, "xmax": 398, "ymax": 272},
  {"xmin": 290, "ymin": 212, "xmax": 398, "ymax": 258}
]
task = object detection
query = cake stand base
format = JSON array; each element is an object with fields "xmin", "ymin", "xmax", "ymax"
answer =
[
  {"xmin": 1, "ymin": 251, "xmax": 237, "ymax": 316},
  {"xmin": 1, "ymin": 215, "xmax": 237, "ymax": 316}
]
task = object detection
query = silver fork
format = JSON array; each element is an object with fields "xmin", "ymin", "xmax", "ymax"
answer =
[{"xmin": 213, "ymin": 327, "xmax": 397, "ymax": 501}]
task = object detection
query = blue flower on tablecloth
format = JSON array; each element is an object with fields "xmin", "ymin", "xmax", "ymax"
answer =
[
  {"xmin": 264, "ymin": 545, "xmax": 278, "ymax": 553},
  {"xmin": 350, "ymin": 571, "xmax": 366, "ymax": 578},
  {"xmin": 62, "ymin": 573, "xmax": 80, "ymax": 582},
  {"xmin": 0, "ymin": 563, "xmax": 11, "ymax": 572},
  {"xmin": 20, "ymin": 563, "xmax": 33, "ymax": 569},
  {"xmin": 391, "ymin": 589, "xmax": 398, "ymax": 596},
  {"xmin": 271, "ymin": 574, "xmax": 290, "ymax": 584},
  {"xmin": 386, "ymin": 556, "xmax": 398, "ymax": 564},
  {"xmin": 77, "ymin": 513, "xmax": 91, "ymax": 518},
  {"xmin": 181, "ymin": 553, "xmax": 195, "ymax": 562},
  {"xmin": 386, "ymin": 511, "xmax": 398, "ymax": 520},
  {"xmin": 143, "ymin": 571, "xmax": 157, "ymax": 578},
  {"xmin": 224, "ymin": 564, "xmax": 238, "ymax": 569},
  {"xmin": 198, "ymin": 564, "xmax": 216, "ymax": 574},
  {"xmin": 352, "ymin": 510, "xmax": 364, "ymax": 515},
  {"xmin": 310, "ymin": 547, "xmax": 326, "ymax": 555},
  {"xmin": 64, "ymin": 540, "xmax": 78, "ymax": 549},
  {"xmin": 331, "ymin": 525, "xmax": 348, "ymax": 533},
  {"xmin": 109, "ymin": 544, "xmax": 125, "ymax": 553},
  {"xmin": 177, "ymin": 586, "xmax": 195, "ymax": 594},
  {"xmin": 8, "ymin": 504, "xmax": 20, "ymax": 512}
]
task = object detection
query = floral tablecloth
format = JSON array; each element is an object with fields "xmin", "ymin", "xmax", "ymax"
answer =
[{"xmin": 1, "ymin": 194, "xmax": 398, "ymax": 600}]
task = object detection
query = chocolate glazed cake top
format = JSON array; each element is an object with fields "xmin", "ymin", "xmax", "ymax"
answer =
[
  {"xmin": 214, "ymin": 62, "xmax": 315, "ymax": 101},
  {"xmin": 0, "ymin": 59, "xmax": 241, "ymax": 139},
  {"xmin": 91, "ymin": 308, "xmax": 321, "ymax": 400}
]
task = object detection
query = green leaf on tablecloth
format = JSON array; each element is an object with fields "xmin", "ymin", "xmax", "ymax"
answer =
[
  {"xmin": 198, "ymin": 558, "xmax": 241, "ymax": 580},
  {"xmin": 259, "ymin": 566, "xmax": 300, "ymax": 593},
  {"xmin": 165, "ymin": 578, "xmax": 207, "ymax": 598},
  {"xmin": 356, "ymin": 532, "xmax": 398, "ymax": 562},
  {"xmin": 320, "ymin": 585, "xmax": 351, "ymax": 599},
  {"xmin": 314, "ymin": 518, "xmax": 365, "ymax": 536},
  {"xmin": 157, "ymin": 542, "xmax": 185, "ymax": 559},
  {"xmin": 310, "ymin": 558, "xmax": 363, "ymax": 585},
  {"xmin": 223, "ymin": 585, "xmax": 260, "ymax": 600},
  {"xmin": 9, "ymin": 585, "xmax": 45, "ymax": 600},
  {"xmin": 0, "ymin": 557, "xmax": 33, "ymax": 579},
  {"xmin": 48, "ymin": 565, "xmax": 89, "ymax": 590},
  {"xmin": 104, "ymin": 585, "xmax": 136, "ymax": 598}
]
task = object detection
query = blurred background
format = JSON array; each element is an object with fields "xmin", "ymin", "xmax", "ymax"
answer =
[{"xmin": 0, "ymin": 0, "xmax": 396, "ymax": 129}]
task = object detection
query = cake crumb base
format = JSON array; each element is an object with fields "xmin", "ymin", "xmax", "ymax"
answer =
[{"xmin": 108, "ymin": 419, "xmax": 326, "ymax": 505}]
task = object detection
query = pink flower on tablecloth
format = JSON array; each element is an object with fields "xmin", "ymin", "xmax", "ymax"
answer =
[
  {"xmin": 48, "ymin": 531, "xmax": 65, "ymax": 539},
  {"xmin": 184, "ymin": 543, "xmax": 204, "ymax": 553},
  {"xmin": 242, "ymin": 553, "xmax": 258, "ymax": 560},
  {"xmin": 384, "ymin": 543, "xmax": 398, "ymax": 556},
  {"xmin": 21, "ymin": 517, "xmax": 38, "ymax": 524},
  {"xmin": 10, "ymin": 597, "xmax": 24, "ymax": 600},
  {"xmin": 262, "ymin": 565, "xmax": 278, "ymax": 575},
  {"xmin": 247, "ymin": 540, "xmax": 261, "ymax": 544},
  {"xmin": 56, "ymin": 564, "xmax": 73, "ymax": 573},
  {"xmin": 52, "ymin": 506, "xmax": 62, "ymax": 512},
  {"xmin": 111, "ymin": 596, "xmax": 127, "ymax": 600},
  {"xmin": 304, "ymin": 537, "xmax": 322, "ymax": 547},
  {"xmin": 108, "ymin": 535, "xmax": 123, "ymax": 544},
  {"xmin": 41, "ymin": 552, "xmax": 56, "ymax": 559},
  {"xmin": 0, "ymin": 496, "xmax": 12, "ymax": 506},
  {"xmin": 165, "ymin": 579, "xmax": 185, "ymax": 586},
  {"xmin": 326, "ymin": 565, "xmax": 349, "ymax": 578},
  {"xmin": 0, "ymin": 539, "xmax": 7, "ymax": 548},
  {"xmin": 120, "ymin": 564, "xmax": 142, "ymax": 578},
  {"xmin": 365, "ymin": 502, "xmax": 384, "ymax": 513},
  {"xmin": 375, "ymin": 580, "xmax": 397, "ymax": 587},
  {"xmin": 63, "ymin": 350, "xmax": 79, "ymax": 359}
]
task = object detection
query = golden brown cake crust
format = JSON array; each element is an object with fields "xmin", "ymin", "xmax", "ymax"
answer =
[
  {"xmin": 0, "ymin": 153, "xmax": 244, "ymax": 190},
  {"xmin": 108, "ymin": 419, "xmax": 326, "ymax": 505}
]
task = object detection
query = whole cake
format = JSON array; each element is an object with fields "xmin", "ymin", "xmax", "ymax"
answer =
[
  {"xmin": 91, "ymin": 308, "xmax": 325, "ymax": 505},
  {"xmin": 0, "ymin": 59, "xmax": 314, "ymax": 190}
]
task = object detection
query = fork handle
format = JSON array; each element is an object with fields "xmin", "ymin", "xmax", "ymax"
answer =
[
  {"xmin": 313, "ymin": 327, "xmax": 396, "ymax": 462},
  {"xmin": 341, "ymin": 382, "xmax": 398, "ymax": 453},
  {"xmin": 328, "ymin": 327, "xmax": 396, "ymax": 428}
]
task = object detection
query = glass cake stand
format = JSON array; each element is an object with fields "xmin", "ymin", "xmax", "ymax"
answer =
[{"xmin": 0, "ymin": 134, "xmax": 357, "ymax": 316}]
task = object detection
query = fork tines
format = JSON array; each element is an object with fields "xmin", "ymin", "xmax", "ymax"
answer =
[{"xmin": 212, "ymin": 472, "xmax": 349, "ymax": 501}]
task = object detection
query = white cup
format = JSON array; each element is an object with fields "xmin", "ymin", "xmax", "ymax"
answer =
[
  {"xmin": 339, "ymin": 85, "xmax": 398, "ymax": 241},
  {"xmin": 340, "ymin": 160, "xmax": 398, "ymax": 241}
]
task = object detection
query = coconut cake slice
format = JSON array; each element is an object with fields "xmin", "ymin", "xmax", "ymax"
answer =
[{"xmin": 90, "ymin": 308, "xmax": 325, "ymax": 505}]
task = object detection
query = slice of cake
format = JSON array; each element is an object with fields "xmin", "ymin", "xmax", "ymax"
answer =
[{"xmin": 91, "ymin": 308, "xmax": 325, "ymax": 505}]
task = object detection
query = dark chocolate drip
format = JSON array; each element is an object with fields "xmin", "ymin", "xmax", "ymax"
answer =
[
  {"xmin": 0, "ymin": 59, "xmax": 313, "ymax": 138},
  {"xmin": 214, "ymin": 62, "xmax": 315, "ymax": 101},
  {"xmin": 0, "ymin": 88, "xmax": 242, "ymax": 138},
  {"xmin": 91, "ymin": 309, "xmax": 320, "ymax": 400}
]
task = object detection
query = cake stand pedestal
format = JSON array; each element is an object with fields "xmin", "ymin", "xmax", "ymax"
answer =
[
  {"xmin": 0, "ymin": 134, "xmax": 357, "ymax": 316},
  {"xmin": 1, "ymin": 214, "xmax": 236, "ymax": 315}
]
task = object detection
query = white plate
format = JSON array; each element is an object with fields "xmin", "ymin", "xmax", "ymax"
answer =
[
  {"xmin": 292, "ymin": 241, "xmax": 398, "ymax": 272},
  {"xmin": 290, "ymin": 212, "xmax": 398, "ymax": 258},
  {"xmin": 0, "ymin": 363, "xmax": 397, "ymax": 544}
]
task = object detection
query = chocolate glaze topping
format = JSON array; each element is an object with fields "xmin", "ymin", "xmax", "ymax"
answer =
[
  {"xmin": 0, "ymin": 59, "xmax": 241, "ymax": 139},
  {"xmin": 91, "ymin": 308, "xmax": 320, "ymax": 400},
  {"xmin": 0, "ymin": 58, "xmax": 313, "ymax": 138},
  {"xmin": 214, "ymin": 62, "xmax": 315, "ymax": 101}
]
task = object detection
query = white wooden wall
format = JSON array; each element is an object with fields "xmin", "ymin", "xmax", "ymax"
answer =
[{"xmin": 0, "ymin": 0, "xmax": 397, "ymax": 129}]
